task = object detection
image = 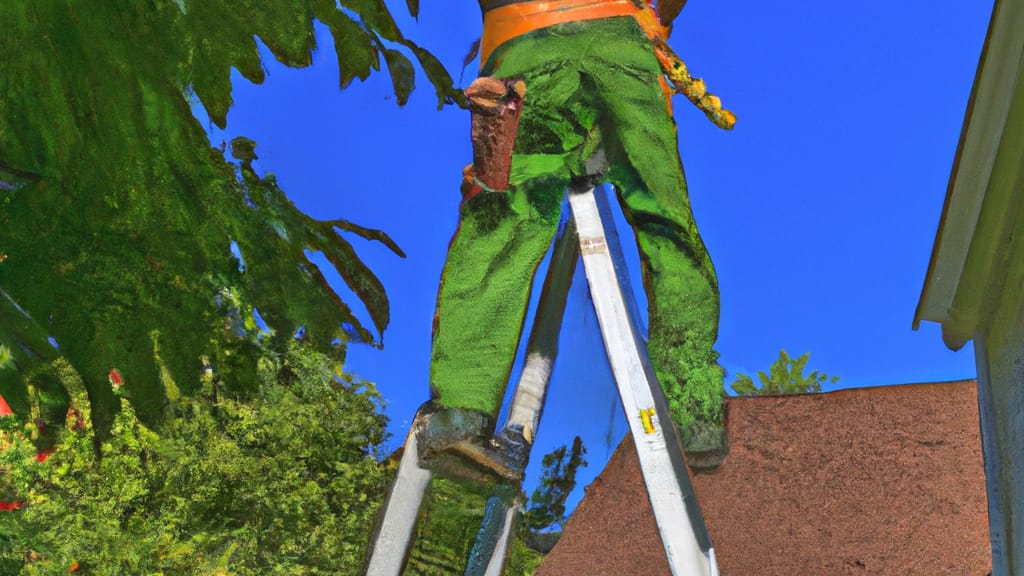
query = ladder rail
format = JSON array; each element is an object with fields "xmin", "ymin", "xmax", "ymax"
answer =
[
  {"xmin": 504, "ymin": 217, "xmax": 579, "ymax": 446},
  {"xmin": 591, "ymin": 182, "xmax": 717, "ymax": 556},
  {"xmin": 568, "ymin": 182, "xmax": 718, "ymax": 576},
  {"xmin": 364, "ymin": 426, "xmax": 433, "ymax": 576}
]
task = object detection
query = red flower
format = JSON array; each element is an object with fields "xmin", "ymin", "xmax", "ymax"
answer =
[
  {"xmin": 0, "ymin": 394, "xmax": 12, "ymax": 418},
  {"xmin": 37, "ymin": 449, "xmax": 53, "ymax": 462},
  {"xmin": 0, "ymin": 500, "xmax": 23, "ymax": 512},
  {"xmin": 108, "ymin": 368, "xmax": 124, "ymax": 389}
]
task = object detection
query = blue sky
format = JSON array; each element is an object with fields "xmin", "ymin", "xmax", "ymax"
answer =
[{"xmin": 201, "ymin": 0, "xmax": 994, "ymax": 512}]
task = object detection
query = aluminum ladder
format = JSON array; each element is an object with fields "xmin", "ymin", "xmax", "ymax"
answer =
[{"xmin": 365, "ymin": 164, "xmax": 719, "ymax": 576}]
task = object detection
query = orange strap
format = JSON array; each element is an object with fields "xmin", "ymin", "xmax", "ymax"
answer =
[
  {"xmin": 479, "ymin": 1, "xmax": 737, "ymax": 129},
  {"xmin": 481, "ymin": 0, "xmax": 667, "ymax": 65}
]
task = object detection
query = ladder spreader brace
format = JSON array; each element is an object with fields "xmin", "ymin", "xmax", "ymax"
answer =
[{"xmin": 366, "ymin": 167, "xmax": 719, "ymax": 576}]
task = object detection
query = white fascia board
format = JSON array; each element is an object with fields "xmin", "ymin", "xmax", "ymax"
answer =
[{"xmin": 915, "ymin": 0, "xmax": 1024, "ymax": 339}]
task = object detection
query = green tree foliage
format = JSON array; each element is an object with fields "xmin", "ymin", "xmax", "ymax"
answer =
[
  {"xmin": 0, "ymin": 343, "xmax": 391, "ymax": 575},
  {"xmin": 503, "ymin": 537, "xmax": 546, "ymax": 576},
  {"xmin": 522, "ymin": 436, "xmax": 587, "ymax": 532},
  {"xmin": 0, "ymin": 346, "xmax": 13, "ymax": 371},
  {"xmin": 498, "ymin": 437, "xmax": 590, "ymax": 573},
  {"xmin": 403, "ymin": 478, "xmax": 507, "ymax": 575},
  {"xmin": 0, "ymin": 0, "xmax": 462, "ymax": 432},
  {"xmin": 730, "ymin": 350, "xmax": 839, "ymax": 396}
]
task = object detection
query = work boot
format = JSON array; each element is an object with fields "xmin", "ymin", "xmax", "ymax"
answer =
[
  {"xmin": 414, "ymin": 403, "xmax": 527, "ymax": 483},
  {"xmin": 681, "ymin": 420, "xmax": 729, "ymax": 472}
]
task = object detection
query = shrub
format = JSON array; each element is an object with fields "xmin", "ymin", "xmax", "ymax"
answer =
[{"xmin": 0, "ymin": 343, "xmax": 390, "ymax": 575}]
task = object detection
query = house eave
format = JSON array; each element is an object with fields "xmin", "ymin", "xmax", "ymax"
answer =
[{"xmin": 914, "ymin": 0, "xmax": 1024, "ymax": 348}]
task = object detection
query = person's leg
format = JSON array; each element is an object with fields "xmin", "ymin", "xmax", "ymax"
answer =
[
  {"xmin": 583, "ymin": 18, "xmax": 726, "ymax": 445},
  {"xmin": 422, "ymin": 164, "xmax": 565, "ymax": 480},
  {"xmin": 422, "ymin": 56, "xmax": 581, "ymax": 479},
  {"xmin": 429, "ymin": 22, "xmax": 597, "ymax": 410},
  {"xmin": 429, "ymin": 188, "xmax": 559, "ymax": 417},
  {"xmin": 607, "ymin": 163, "xmax": 724, "ymax": 439}
]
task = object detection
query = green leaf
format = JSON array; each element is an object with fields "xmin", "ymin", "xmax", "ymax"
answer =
[
  {"xmin": 0, "ymin": 345, "xmax": 12, "ymax": 370},
  {"xmin": 402, "ymin": 40, "xmax": 467, "ymax": 109},
  {"xmin": 730, "ymin": 373, "xmax": 755, "ymax": 395},
  {"xmin": 324, "ymin": 10, "xmax": 381, "ymax": 89},
  {"xmin": 330, "ymin": 219, "xmax": 406, "ymax": 257},
  {"xmin": 382, "ymin": 48, "xmax": 416, "ymax": 106},
  {"xmin": 341, "ymin": 0, "xmax": 403, "ymax": 42},
  {"xmin": 229, "ymin": 136, "xmax": 258, "ymax": 164}
]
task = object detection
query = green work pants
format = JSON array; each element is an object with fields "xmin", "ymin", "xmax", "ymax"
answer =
[{"xmin": 430, "ymin": 16, "xmax": 723, "ymax": 430}]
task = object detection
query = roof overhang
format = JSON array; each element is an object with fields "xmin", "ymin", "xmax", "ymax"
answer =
[{"xmin": 914, "ymin": 0, "xmax": 1024, "ymax": 351}]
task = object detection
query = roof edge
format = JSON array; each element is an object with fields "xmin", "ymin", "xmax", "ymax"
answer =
[
  {"xmin": 727, "ymin": 378, "xmax": 978, "ymax": 402},
  {"xmin": 914, "ymin": 0, "xmax": 1006, "ymax": 331}
]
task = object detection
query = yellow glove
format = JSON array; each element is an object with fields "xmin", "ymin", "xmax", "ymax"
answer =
[{"xmin": 654, "ymin": 38, "xmax": 736, "ymax": 130}]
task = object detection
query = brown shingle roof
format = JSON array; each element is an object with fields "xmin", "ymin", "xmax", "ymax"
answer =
[{"xmin": 537, "ymin": 380, "xmax": 991, "ymax": 575}]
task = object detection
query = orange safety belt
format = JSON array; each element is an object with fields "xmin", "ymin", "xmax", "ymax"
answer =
[
  {"xmin": 480, "ymin": 0, "xmax": 666, "ymax": 65},
  {"xmin": 480, "ymin": 0, "xmax": 735, "ymax": 129}
]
